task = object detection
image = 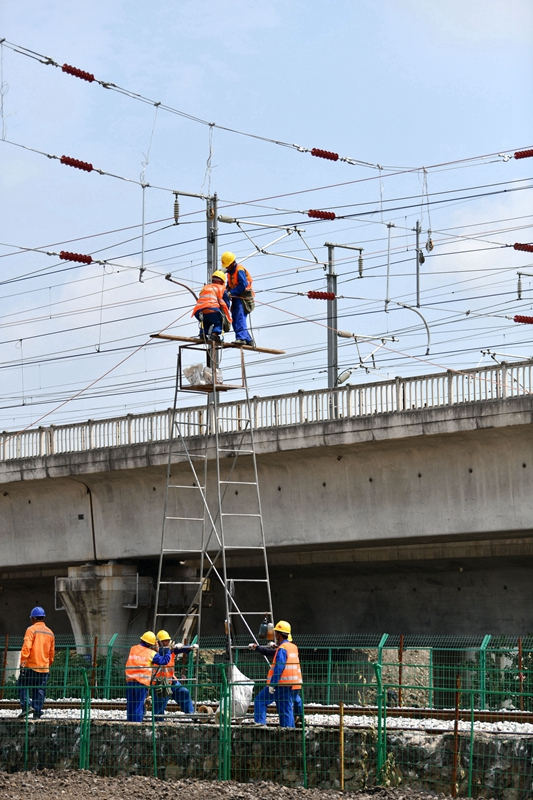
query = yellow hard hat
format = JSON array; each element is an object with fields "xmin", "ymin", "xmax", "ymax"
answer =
[
  {"xmin": 221, "ymin": 252, "xmax": 236, "ymax": 268},
  {"xmin": 212, "ymin": 270, "xmax": 227, "ymax": 283},
  {"xmin": 140, "ymin": 631, "xmax": 157, "ymax": 645},
  {"xmin": 156, "ymin": 630, "xmax": 171, "ymax": 641},
  {"xmin": 274, "ymin": 620, "xmax": 291, "ymax": 636}
]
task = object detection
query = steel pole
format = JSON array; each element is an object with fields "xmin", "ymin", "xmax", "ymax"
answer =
[
  {"xmin": 327, "ymin": 245, "xmax": 338, "ymax": 390},
  {"xmin": 415, "ymin": 219, "xmax": 421, "ymax": 307},
  {"xmin": 206, "ymin": 194, "xmax": 218, "ymax": 281}
]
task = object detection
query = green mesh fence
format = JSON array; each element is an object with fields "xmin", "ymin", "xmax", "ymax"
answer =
[{"xmin": 3, "ymin": 635, "xmax": 533, "ymax": 796}]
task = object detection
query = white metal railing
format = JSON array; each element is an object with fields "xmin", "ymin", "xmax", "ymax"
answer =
[{"xmin": 1, "ymin": 360, "xmax": 532, "ymax": 462}]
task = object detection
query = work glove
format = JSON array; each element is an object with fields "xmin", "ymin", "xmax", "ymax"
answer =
[
  {"xmin": 248, "ymin": 643, "xmax": 257, "ymax": 650},
  {"xmin": 268, "ymin": 685, "xmax": 276, "ymax": 695},
  {"xmin": 190, "ymin": 643, "xmax": 199, "ymax": 650}
]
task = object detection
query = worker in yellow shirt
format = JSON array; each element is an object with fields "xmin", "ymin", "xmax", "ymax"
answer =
[{"xmin": 18, "ymin": 606, "xmax": 55, "ymax": 719}]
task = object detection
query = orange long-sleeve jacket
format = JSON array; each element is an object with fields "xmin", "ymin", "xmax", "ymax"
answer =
[{"xmin": 20, "ymin": 621, "xmax": 55, "ymax": 673}]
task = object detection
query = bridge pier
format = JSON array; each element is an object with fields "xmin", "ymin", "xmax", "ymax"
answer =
[{"xmin": 56, "ymin": 562, "xmax": 152, "ymax": 644}]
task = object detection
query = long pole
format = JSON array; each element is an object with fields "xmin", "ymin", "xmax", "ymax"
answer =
[
  {"xmin": 451, "ymin": 674, "xmax": 461, "ymax": 798},
  {"xmin": 415, "ymin": 220, "xmax": 421, "ymax": 308},
  {"xmin": 326, "ymin": 244, "xmax": 337, "ymax": 390},
  {"xmin": 206, "ymin": 194, "xmax": 218, "ymax": 281},
  {"xmin": 339, "ymin": 700, "xmax": 345, "ymax": 790}
]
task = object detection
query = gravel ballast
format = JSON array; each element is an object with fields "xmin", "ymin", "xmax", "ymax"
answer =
[{"xmin": 0, "ymin": 771, "xmax": 462, "ymax": 800}]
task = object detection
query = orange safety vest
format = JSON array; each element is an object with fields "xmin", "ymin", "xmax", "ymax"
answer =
[
  {"xmin": 267, "ymin": 641, "xmax": 302, "ymax": 689},
  {"xmin": 156, "ymin": 652, "xmax": 176, "ymax": 681},
  {"xmin": 125, "ymin": 643, "xmax": 156, "ymax": 686},
  {"xmin": 227, "ymin": 264, "xmax": 254, "ymax": 296},
  {"xmin": 20, "ymin": 622, "xmax": 55, "ymax": 673},
  {"xmin": 192, "ymin": 282, "xmax": 232, "ymax": 322}
]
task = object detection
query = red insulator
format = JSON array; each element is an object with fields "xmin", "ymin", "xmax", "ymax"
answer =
[
  {"xmin": 308, "ymin": 290, "xmax": 336, "ymax": 300},
  {"xmin": 60, "ymin": 155, "xmax": 93, "ymax": 172},
  {"xmin": 514, "ymin": 243, "xmax": 533, "ymax": 252},
  {"xmin": 311, "ymin": 148, "xmax": 339, "ymax": 161},
  {"xmin": 59, "ymin": 251, "xmax": 93, "ymax": 264},
  {"xmin": 308, "ymin": 209, "xmax": 336, "ymax": 220},
  {"xmin": 514, "ymin": 149, "xmax": 533, "ymax": 160},
  {"xmin": 62, "ymin": 63, "xmax": 95, "ymax": 83},
  {"xmin": 514, "ymin": 315, "xmax": 533, "ymax": 325}
]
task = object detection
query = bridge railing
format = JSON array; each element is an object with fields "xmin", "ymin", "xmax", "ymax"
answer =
[{"xmin": 1, "ymin": 359, "xmax": 532, "ymax": 461}]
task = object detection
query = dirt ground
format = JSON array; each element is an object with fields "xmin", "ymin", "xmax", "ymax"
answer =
[{"xmin": 0, "ymin": 771, "xmax": 465, "ymax": 800}]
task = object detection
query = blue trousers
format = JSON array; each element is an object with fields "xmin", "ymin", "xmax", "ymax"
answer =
[
  {"xmin": 230, "ymin": 299, "xmax": 252, "ymax": 343},
  {"xmin": 195, "ymin": 310, "xmax": 223, "ymax": 336},
  {"xmin": 293, "ymin": 692, "xmax": 303, "ymax": 718},
  {"xmin": 126, "ymin": 681, "xmax": 149, "ymax": 722},
  {"xmin": 153, "ymin": 681, "xmax": 194, "ymax": 717},
  {"xmin": 18, "ymin": 669, "xmax": 49, "ymax": 713},
  {"xmin": 254, "ymin": 685, "xmax": 296, "ymax": 727}
]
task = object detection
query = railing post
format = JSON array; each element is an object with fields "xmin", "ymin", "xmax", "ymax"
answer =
[
  {"xmin": 253, "ymin": 396, "xmax": 259, "ymax": 429},
  {"xmin": 127, "ymin": 414, "xmax": 133, "ymax": 444},
  {"xmin": 395, "ymin": 376, "xmax": 403, "ymax": 412},
  {"xmin": 49, "ymin": 425, "xmax": 55, "ymax": 455},
  {"xmin": 501, "ymin": 362, "xmax": 508, "ymax": 399},
  {"xmin": 298, "ymin": 390, "xmax": 304, "ymax": 424},
  {"xmin": 38, "ymin": 427, "xmax": 46, "ymax": 457},
  {"xmin": 447, "ymin": 370, "xmax": 454, "ymax": 405}
]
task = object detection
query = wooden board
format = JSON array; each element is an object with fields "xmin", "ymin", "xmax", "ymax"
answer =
[{"xmin": 151, "ymin": 333, "xmax": 285, "ymax": 355}]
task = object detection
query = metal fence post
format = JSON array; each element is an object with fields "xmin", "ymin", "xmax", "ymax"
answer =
[
  {"xmin": 451, "ymin": 675, "xmax": 461, "ymax": 798},
  {"xmin": 468, "ymin": 690, "xmax": 475, "ymax": 798},
  {"xmin": 339, "ymin": 700, "xmax": 345, "ymax": 790},
  {"xmin": 301, "ymin": 685, "xmax": 308, "ymax": 788},
  {"xmin": 479, "ymin": 635, "xmax": 491, "ymax": 710},
  {"xmin": 103, "ymin": 633, "xmax": 118, "ymax": 699},
  {"xmin": 373, "ymin": 662, "xmax": 385, "ymax": 783},
  {"xmin": 150, "ymin": 686, "xmax": 158, "ymax": 778},
  {"xmin": 79, "ymin": 670, "xmax": 91, "ymax": 770},
  {"xmin": 429, "ymin": 648, "xmax": 434, "ymax": 708},
  {"xmin": 63, "ymin": 646, "xmax": 70, "ymax": 698},
  {"xmin": 327, "ymin": 648, "xmax": 332, "ymax": 705}
]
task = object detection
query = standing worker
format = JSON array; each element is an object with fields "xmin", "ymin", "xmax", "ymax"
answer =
[
  {"xmin": 18, "ymin": 606, "xmax": 55, "ymax": 719},
  {"xmin": 248, "ymin": 629, "xmax": 303, "ymax": 723},
  {"xmin": 191, "ymin": 270, "xmax": 231, "ymax": 343},
  {"xmin": 252, "ymin": 620, "xmax": 302, "ymax": 727},
  {"xmin": 124, "ymin": 631, "xmax": 171, "ymax": 722},
  {"xmin": 152, "ymin": 630, "xmax": 198, "ymax": 720},
  {"xmin": 221, "ymin": 252, "xmax": 255, "ymax": 346}
]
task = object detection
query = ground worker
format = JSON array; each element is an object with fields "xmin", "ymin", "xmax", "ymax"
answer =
[
  {"xmin": 18, "ymin": 606, "xmax": 55, "ymax": 719},
  {"xmin": 191, "ymin": 270, "xmax": 231, "ymax": 343},
  {"xmin": 220, "ymin": 252, "xmax": 255, "ymax": 346},
  {"xmin": 124, "ymin": 631, "xmax": 171, "ymax": 722},
  {"xmin": 252, "ymin": 620, "xmax": 302, "ymax": 727},
  {"xmin": 152, "ymin": 630, "xmax": 198, "ymax": 720}
]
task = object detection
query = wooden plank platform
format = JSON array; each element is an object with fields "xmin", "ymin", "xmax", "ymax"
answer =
[{"xmin": 151, "ymin": 333, "xmax": 285, "ymax": 355}]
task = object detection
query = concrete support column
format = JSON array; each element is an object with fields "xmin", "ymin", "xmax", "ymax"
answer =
[{"xmin": 56, "ymin": 562, "xmax": 152, "ymax": 643}]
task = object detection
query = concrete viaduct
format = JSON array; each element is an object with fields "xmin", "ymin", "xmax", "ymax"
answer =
[{"xmin": 1, "ymin": 359, "xmax": 533, "ymax": 640}]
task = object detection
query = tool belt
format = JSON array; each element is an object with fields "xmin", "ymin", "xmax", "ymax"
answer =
[
  {"xmin": 240, "ymin": 289, "xmax": 255, "ymax": 316},
  {"xmin": 152, "ymin": 677, "xmax": 172, "ymax": 698}
]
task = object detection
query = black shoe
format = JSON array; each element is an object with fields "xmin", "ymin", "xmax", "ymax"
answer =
[
  {"xmin": 32, "ymin": 711, "xmax": 42, "ymax": 720},
  {"xmin": 234, "ymin": 338, "xmax": 252, "ymax": 346},
  {"xmin": 17, "ymin": 710, "xmax": 29, "ymax": 719},
  {"xmin": 207, "ymin": 333, "xmax": 221, "ymax": 343}
]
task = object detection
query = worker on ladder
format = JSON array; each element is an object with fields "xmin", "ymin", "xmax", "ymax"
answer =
[
  {"xmin": 152, "ymin": 630, "xmax": 198, "ymax": 720},
  {"xmin": 191, "ymin": 270, "xmax": 232, "ymax": 343},
  {"xmin": 221, "ymin": 252, "xmax": 255, "ymax": 346},
  {"xmin": 124, "ymin": 631, "xmax": 171, "ymax": 722},
  {"xmin": 252, "ymin": 620, "xmax": 302, "ymax": 727}
]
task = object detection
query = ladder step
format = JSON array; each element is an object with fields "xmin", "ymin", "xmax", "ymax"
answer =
[
  {"xmin": 169, "ymin": 485, "xmax": 205, "ymax": 490},
  {"xmin": 224, "ymin": 545, "xmax": 264, "ymax": 550},
  {"xmin": 155, "ymin": 612, "xmax": 200, "ymax": 618},
  {"xmin": 229, "ymin": 611, "xmax": 268, "ymax": 616},
  {"xmin": 159, "ymin": 581, "xmax": 203, "ymax": 586},
  {"xmin": 162, "ymin": 548, "xmax": 204, "ymax": 554},
  {"xmin": 166, "ymin": 516, "xmax": 205, "ymax": 521},
  {"xmin": 221, "ymin": 513, "xmax": 261, "ymax": 518},
  {"xmin": 229, "ymin": 578, "xmax": 269, "ymax": 583},
  {"xmin": 219, "ymin": 481, "xmax": 257, "ymax": 486},
  {"xmin": 218, "ymin": 448, "xmax": 254, "ymax": 454}
]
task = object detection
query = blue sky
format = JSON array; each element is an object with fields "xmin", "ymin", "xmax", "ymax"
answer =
[{"xmin": 0, "ymin": 0, "xmax": 532, "ymax": 429}]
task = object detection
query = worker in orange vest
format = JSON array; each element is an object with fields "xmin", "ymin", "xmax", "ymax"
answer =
[
  {"xmin": 18, "ymin": 606, "xmax": 55, "ymax": 719},
  {"xmin": 152, "ymin": 630, "xmax": 199, "ymax": 720},
  {"xmin": 221, "ymin": 252, "xmax": 255, "ymax": 346},
  {"xmin": 124, "ymin": 631, "xmax": 171, "ymax": 722},
  {"xmin": 252, "ymin": 620, "xmax": 302, "ymax": 727},
  {"xmin": 191, "ymin": 270, "xmax": 231, "ymax": 343}
]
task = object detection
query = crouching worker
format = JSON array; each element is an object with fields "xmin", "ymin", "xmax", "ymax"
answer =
[
  {"xmin": 152, "ymin": 630, "xmax": 198, "ymax": 720},
  {"xmin": 125, "ymin": 631, "xmax": 171, "ymax": 722},
  {"xmin": 253, "ymin": 620, "xmax": 302, "ymax": 727},
  {"xmin": 191, "ymin": 270, "xmax": 232, "ymax": 343}
]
